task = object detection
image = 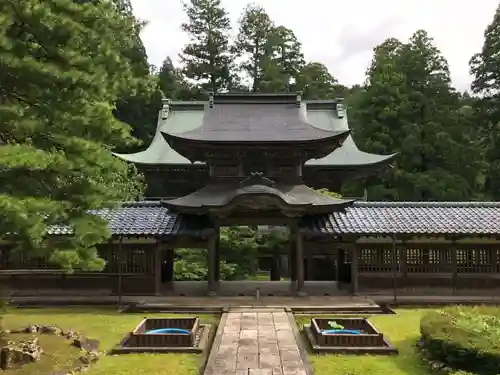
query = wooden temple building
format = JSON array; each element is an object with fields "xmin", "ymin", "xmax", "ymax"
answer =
[{"xmin": 2, "ymin": 92, "xmax": 500, "ymax": 297}]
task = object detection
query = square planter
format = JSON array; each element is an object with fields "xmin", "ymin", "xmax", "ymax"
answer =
[
  {"xmin": 111, "ymin": 317, "xmax": 210, "ymax": 354},
  {"xmin": 305, "ymin": 317, "xmax": 397, "ymax": 355}
]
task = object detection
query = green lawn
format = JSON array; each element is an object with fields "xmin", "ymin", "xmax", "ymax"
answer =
[
  {"xmin": 295, "ymin": 309, "xmax": 434, "ymax": 375},
  {"xmin": 2, "ymin": 307, "xmax": 219, "ymax": 375},
  {"xmin": 2, "ymin": 332, "xmax": 81, "ymax": 375}
]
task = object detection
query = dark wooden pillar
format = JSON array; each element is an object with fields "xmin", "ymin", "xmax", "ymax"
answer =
[
  {"xmin": 296, "ymin": 230, "xmax": 306, "ymax": 296},
  {"xmin": 270, "ymin": 249, "xmax": 281, "ymax": 281},
  {"xmin": 154, "ymin": 244, "xmax": 162, "ymax": 296},
  {"xmin": 350, "ymin": 245, "xmax": 359, "ymax": 295},
  {"xmin": 391, "ymin": 238, "xmax": 398, "ymax": 303},
  {"xmin": 207, "ymin": 233, "xmax": 218, "ymax": 296},
  {"xmin": 164, "ymin": 249, "xmax": 174, "ymax": 289},
  {"xmin": 336, "ymin": 248, "xmax": 344, "ymax": 283},
  {"xmin": 451, "ymin": 243, "xmax": 457, "ymax": 294},
  {"xmin": 288, "ymin": 228, "xmax": 296, "ymax": 293},
  {"xmin": 214, "ymin": 226, "xmax": 221, "ymax": 283},
  {"xmin": 306, "ymin": 251, "xmax": 314, "ymax": 281},
  {"xmin": 399, "ymin": 245, "xmax": 407, "ymax": 280}
]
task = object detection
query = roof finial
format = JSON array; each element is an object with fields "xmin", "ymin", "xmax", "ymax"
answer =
[
  {"xmin": 208, "ymin": 92, "xmax": 214, "ymax": 108},
  {"xmin": 161, "ymin": 98, "xmax": 170, "ymax": 120},
  {"xmin": 296, "ymin": 91, "xmax": 302, "ymax": 108},
  {"xmin": 336, "ymin": 103, "xmax": 346, "ymax": 119}
]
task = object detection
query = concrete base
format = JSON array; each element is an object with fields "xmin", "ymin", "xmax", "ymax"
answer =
[{"xmin": 162, "ymin": 280, "xmax": 338, "ymax": 297}]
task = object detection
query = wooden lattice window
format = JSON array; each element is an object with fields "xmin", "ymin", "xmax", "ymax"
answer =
[
  {"xmin": 405, "ymin": 247, "xmax": 450, "ymax": 273},
  {"xmin": 358, "ymin": 246, "xmax": 393, "ymax": 273},
  {"xmin": 456, "ymin": 247, "xmax": 495, "ymax": 273}
]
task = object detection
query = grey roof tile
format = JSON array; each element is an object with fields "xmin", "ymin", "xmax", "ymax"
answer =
[
  {"xmin": 47, "ymin": 201, "xmax": 500, "ymax": 238},
  {"xmin": 305, "ymin": 201, "xmax": 500, "ymax": 236},
  {"xmin": 47, "ymin": 201, "xmax": 211, "ymax": 237},
  {"xmin": 165, "ymin": 103, "xmax": 349, "ymax": 142}
]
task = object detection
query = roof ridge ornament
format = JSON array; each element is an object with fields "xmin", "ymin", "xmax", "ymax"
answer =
[
  {"xmin": 336, "ymin": 102, "xmax": 346, "ymax": 119},
  {"xmin": 239, "ymin": 172, "xmax": 276, "ymax": 188},
  {"xmin": 161, "ymin": 98, "xmax": 170, "ymax": 120},
  {"xmin": 296, "ymin": 91, "xmax": 302, "ymax": 108},
  {"xmin": 208, "ymin": 92, "xmax": 214, "ymax": 108}
]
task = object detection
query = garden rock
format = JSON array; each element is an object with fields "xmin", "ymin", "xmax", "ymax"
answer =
[
  {"xmin": 23, "ymin": 324, "xmax": 40, "ymax": 333},
  {"xmin": 65, "ymin": 329, "xmax": 79, "ymax": 340},
  {"xmin": 39, "ymin": 325, "xmax": 62, "ymax": 335},
  {"xmin": 0, "ymin": 338, "xmax": 42, "ymax": 369},
  {"xmin": 78, "ymin": 350, "xmax": 99, "ymax": 364},
  {"xmin": 72, "ymin": 337, "xmax": 100, "ymax": 352}
]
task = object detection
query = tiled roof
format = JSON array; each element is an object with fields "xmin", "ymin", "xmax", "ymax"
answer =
[
  {"xmin": 47, "ymin": 201, "xmax": 212, "ymax": 237},
  {"xmin": 46, "ymin": 201, "xmax": 500, "ymax": 238},
  {"xmin": 163, "ymin": 178, "xmax": 353, "ymax": 215},
  {"xmin": 165, "ymin": 102, "xmax": 350, "ymax": 142},
  {"xmin": 305, "ymin": 202, "xmax": 500, "ymax": 236}
]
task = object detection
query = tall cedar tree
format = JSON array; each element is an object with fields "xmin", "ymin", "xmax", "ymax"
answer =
[
  {"xmin": 295, "ymin": 62, "xmax": 347, "ymax": 99},
  {"xmin": 346, "ymin": 31, "xmax": 481, "ymax": 201},
  {"xmin": 233, "ymin": 4, "xmax": 274, "ymax": 92},
  {"xmin": 470, "ymin": 4, "xmax": 500, "ymax": 199},
  {"xmin": 157, "ymin": 57, "xmax": 204, "ymax": 100},
  {"xmin": 111, "ymin": 0, "xmax": 161, "ymax": 151},
  {"xmin": 260, "ymin": 26, "xmax": 305, "ymax": 92},
  {"xmin": 0, "ymin": 0, "xmax": 144, "ymax": 269},
  {"xmin": 180, "ymin": 0, "xmax": 233, "ymax": 92},
  {"xmin": 76, "ymin": 0, "xmax": 162, "ymax": 151}
]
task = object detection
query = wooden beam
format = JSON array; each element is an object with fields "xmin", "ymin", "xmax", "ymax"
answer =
[
  {"xmin": 154, "ymin": 244, "xmax": 162, "ymax": 296},
  {"xmin": 164, "ymin": 248, "xmax": 175, "ymax": 291},
  {"xmin": 214, "ymin": 223, "xmax": 221, "ymax": 283},
  {"xmin": 270, "ymin": 248, "xmax": 281, "ymax": 281},
  {"xmin": 296, "ymin": 229, "xmax": 306, "ymax": 296},
  {"xmin": 207, "ymin": 233, "xmax": 218, "ymax": 296},
  {"xmin": 350, "ymin": 245, "xmax": 359, "ymax": 295},
  {"xmin": 288, "ymin": 227, "xmax": 296, "ymax": 288},
  {"xmin": 451, "ymin": 242, "xmax": 457, "ymax": 294}
]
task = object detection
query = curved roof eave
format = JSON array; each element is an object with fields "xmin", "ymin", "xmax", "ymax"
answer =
[
  {"xmin": 304, "ymin": 107, "xmax": 397, "ymax": 168},
  {"xmin": 112, "ymin": 107, "xmax": 205, "ymax": 165}
]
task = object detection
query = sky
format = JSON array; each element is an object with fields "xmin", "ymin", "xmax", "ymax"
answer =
[{"xmin": 130, "ymin": 0, "xmax": 499, "ymax": 92}]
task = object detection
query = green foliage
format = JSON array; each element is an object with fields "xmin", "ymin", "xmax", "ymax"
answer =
[
  {"xmin": 220, "ymin": 226, "xmax": 259, "ymax": 278},
  {"xmin": 327, "ymin": 320, "xmax": 344, "ymax": 329},
  {"xmin": 0, "ymin": 0, "xmax": 144, "ymax": 270},
  {"xmin": 419, "ymin": 306, "xmax": 500, "ymax": 375},
  {"xmin": 315, "ymin": 189, "xmax": 342, "ymax": 198},
  {"xmin": 233, "ymin": 4, "xmax": 274, "ymax": 92},
  {"xmin": 157, "ymin": 57, "xmax": 201, "ymax": 101},
  {"xmin": 296, "ymin": 62, "xmax": 347, "ymax": 100},
  {"xmin": 180, "ymin": 0, "xmax": 234, "ymax": 92},
  {"xmin": 172, "ymin": 226, "xmax": 262, "ymax": 281},
  {"xmin": 469, "ymin": 4, "xmax": 500, "ymax": 199},
  {"xmin": 173, "ymin": 249, "xmax": 237, "ymax": 281},
  {"xmin": 347, "ymin": 31, "xmax": 483, "ymax": 201},
  {"xmin": 233, "ymin": 5, "xmax": 305, "ymax": 93}
]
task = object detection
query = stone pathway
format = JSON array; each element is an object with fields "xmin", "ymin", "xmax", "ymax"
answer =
[{"xmin": 204, "ymin": 309, "xmax": 309, "ymax": 375}]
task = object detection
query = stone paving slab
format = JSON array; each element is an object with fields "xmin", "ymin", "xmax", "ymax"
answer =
[{"xmin": 205, "ymin": 309, "xmax": 311, "ymax": 375}]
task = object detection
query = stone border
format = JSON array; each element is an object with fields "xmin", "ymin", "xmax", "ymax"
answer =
[
  {"xmin": 109, "ymin": 324, "xmax": 211, "ymax": 354},
  {"xmin": 202, "ymin": 312, "xmax": 228, "ymax": 375},
  {"xmin": 1, "ymin": 325, "xmax": 100, "ymax": 374},
  {"xmin": 285, "ymin": 309, "xmax": 315, "ymax": 375}
]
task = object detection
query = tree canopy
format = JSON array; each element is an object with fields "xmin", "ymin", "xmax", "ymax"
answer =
[
  {"xmin": 0, "ymin": 0, "xmax": 145, "ymax": 269},
  {"xmin": 3, "ymin": 0, "xmax": 500, "ymax": 274},
  {"xmin": 344, "ymin": 31, "xmax": 482, "ymax": 201}
]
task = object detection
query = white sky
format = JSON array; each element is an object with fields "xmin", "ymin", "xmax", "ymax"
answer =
[{"xmin": 130, "ymin": 0, "xmax": 499, "ymax": 92}]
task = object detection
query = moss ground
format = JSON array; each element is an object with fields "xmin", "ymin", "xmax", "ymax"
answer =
[{"xmin": 2, "ymin": 307, "xmax": 219, "ymax": 375}]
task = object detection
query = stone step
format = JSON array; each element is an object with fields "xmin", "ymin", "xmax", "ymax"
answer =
[{"xmin": 228, "ymin": 307, "xmax": 286, "ymax": 313}]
